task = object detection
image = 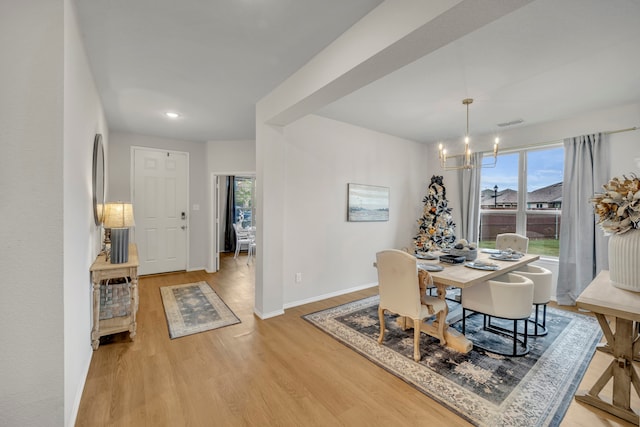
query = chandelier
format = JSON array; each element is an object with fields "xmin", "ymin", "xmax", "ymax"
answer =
[{"xmin": 438, "ymin": 98, "xmax": 499, "ymax": 170}]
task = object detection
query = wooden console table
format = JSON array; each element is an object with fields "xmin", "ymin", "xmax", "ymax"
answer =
[
  {"xmin": 89, "ymin": 244, "xmax": 139, "ymax": 350},
  {"xmin": 575, "ymin": 270, "xmax": 640, "ymax": 424}
]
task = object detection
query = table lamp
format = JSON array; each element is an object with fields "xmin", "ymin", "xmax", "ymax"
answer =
[{"xmin": 103, "ymin": 202, "xmax": 135, "ymax": 264}]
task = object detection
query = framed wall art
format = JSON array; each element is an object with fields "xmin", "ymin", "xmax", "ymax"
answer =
[{"xmin": 347, "ymin": 183, "xmax": 389, "ymax": 222}]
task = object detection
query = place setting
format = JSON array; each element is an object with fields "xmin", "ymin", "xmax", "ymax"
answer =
[
  {"xmin": 488, "ymin": 248, "xmax": 525, "ymax": 261},
  {"xmin": 464, "ymin": 260, "xmax": 500, "ymax": 270}
]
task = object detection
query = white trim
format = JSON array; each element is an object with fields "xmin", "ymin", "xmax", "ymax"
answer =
[
  {"xmin": 211, "ymin": 170, "xmax": 256, "ymax": 176},
  {"xmin": 210, "ymin": 171, "xmax": 257, "ymax": 274},
  {"xmin": 253, "ymin": 308, "xmax": 285, "ymax": 319},
  {"xmin": 283, "ymin": 282, "xmax": 378, "ymax": 310},
  {"xmin": 68, "ymin": 349, "xmax": 93, "ymax": 427}
]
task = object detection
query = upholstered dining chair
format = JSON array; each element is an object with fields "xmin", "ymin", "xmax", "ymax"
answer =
[
  {"xmin": 376, "ymin": 249, "xmax": 448, "ymax": 362},
  {"xmin": 512, "ymin": 264, "xmax": 552, "ymax": 336},
  {"xmin": 232, "ymin": 223, "xmax": 253, "ymax": 259},
  {"xmin": 495, "ymin": 233, "xmax": 552, "ymax": 336},
  {"xmin": 495, "ymin": 233, "xmax": 529, "ymax": 253},
  {"xmin": 461, "ymin": 273, "xmax": 534, "ymax": 356}
]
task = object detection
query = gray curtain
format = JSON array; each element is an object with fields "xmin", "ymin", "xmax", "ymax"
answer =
[
  {"xmin": 459, "ymin": 152, "xmax": 482, "ymax": 243},
  {"xmin": 556, "ymin": 133, "xmax": 609, "ymax": 305},
  {"xmin": 224, "ymin": 176, "xmax": 236, "ymax": 252}
]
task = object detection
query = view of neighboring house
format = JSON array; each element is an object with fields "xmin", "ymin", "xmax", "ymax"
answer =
[{"xmin": 480, "ymin": 182, "xmax": 563, "ymax": 210}]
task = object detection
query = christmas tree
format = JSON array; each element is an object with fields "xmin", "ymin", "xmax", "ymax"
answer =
[{"xmin": 414, "ymin": 175, "xmax": 456, "ymax": 252}]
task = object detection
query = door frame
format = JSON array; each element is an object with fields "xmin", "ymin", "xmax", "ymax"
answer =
[
  {"xmin": 209, "ymin": 171, "xmax": 255, "ymax": 273},
  {"xmin": 130, "ymin": 146, "xmax": 190, "ymax": 273}
]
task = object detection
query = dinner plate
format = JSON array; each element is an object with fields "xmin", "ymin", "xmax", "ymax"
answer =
[
  {"xmin": 465, "ymin": 262, "xmax": 499, "ymax": 270},
  {"xmin": 418, "ymin": 264, "xmax": 444, "ymax": 272},
  {"xmin": 481, "ymin": 248, "xmax": 502, "ymax": 254},
  {"xmin": 489, "ymin": 254, "xmax": 523, "ymax": 261},
  {"xmin": 415, "ymin": 252, "xmax": 438, "ymax": 260}
]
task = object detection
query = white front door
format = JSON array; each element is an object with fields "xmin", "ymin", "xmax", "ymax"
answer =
[{"xmin": 133, "ymin": 148, "xmax": 188, "ymax": 275}]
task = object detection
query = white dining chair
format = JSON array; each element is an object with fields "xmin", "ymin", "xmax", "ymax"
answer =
[
  {"xmin": 496, "ymin": 233, "xmax": 529, "ymax": 253},
  {"xmin": 461, "ymin": 273, "xmax": 534, "ymax": 356},
  {"xmin": 512, "ymin": 264, "xmax": 552, "ymax": 336},
  {"xmin": 495, "ymin": 233, "xmax": 551, "ymax": 336},
  {"xmin": 232, "ymin": 223, "xmax": 253, "ymax": 258},
  {"xmin": 246, "ymin": 227, "xmax": 256, "ymax": 264}
]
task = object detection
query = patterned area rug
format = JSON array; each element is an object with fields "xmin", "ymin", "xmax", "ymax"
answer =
[
  {"xmin": 160, "ymin": 282, "xmax": 240, "ymax": 339},
  {"xmin": 303, "ymin": 296, "xmax": 601, "ymax": 427}
]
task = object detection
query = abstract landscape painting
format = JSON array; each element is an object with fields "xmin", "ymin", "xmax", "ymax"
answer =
[{"xmin": 348, "ymin": 183, "xmax": 389, "ymax": 222}]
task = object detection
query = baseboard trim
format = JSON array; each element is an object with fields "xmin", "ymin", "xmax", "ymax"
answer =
[
  {"xmin": 254, "ymin": 308, "xmax": 285, "ymax": 319},
  {"xmin": 283, "ymin": 282, "xmax": 378, "ymax": 310},
  {"xmin": 68, "ymin": 346, "xmax": 93, "ymax": 427}
]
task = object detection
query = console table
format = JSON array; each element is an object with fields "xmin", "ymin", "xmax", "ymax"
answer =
[
  {"xmin": 575, "ymin": 270, "xmax": 640, "ymax": 424},
  {"xmin": 89, "ymin": 244, "xmax": 139, "ymax": 350}
]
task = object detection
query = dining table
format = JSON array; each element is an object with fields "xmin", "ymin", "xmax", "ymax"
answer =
[{"xmin": 377, "ymin": 250, "xmax": 540, "ymax": 354}]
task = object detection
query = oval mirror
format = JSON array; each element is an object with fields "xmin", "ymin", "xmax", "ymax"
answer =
[{"xmin": 92, "ymin": 134, "xmax": 105, "ymax": 225}]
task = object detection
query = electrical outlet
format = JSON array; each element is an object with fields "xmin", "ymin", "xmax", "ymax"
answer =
[{"xmin": 295, "ymin": 273, "xmax": 302, "ymax": 283}]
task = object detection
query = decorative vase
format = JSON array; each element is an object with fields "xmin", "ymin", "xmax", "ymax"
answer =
[{"xmin": 608, "ymin": 229, "xmax": 640, "ymax": 292}]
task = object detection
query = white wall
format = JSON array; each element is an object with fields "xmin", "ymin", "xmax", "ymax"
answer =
[
  {"xmin": 108, "ymin": 132, "xmax": 209, "ymax": 271},
  {"xmin": 281, "ymin": 115, "xmax": 428, "ymax": 306},
  {"xmin": 63, "ymin": 0, "xmax": 109, "ymax": 425},
  {"xmin": 206, "ymin": 140, "xmax": 256, "ymax": 173},
  {"xmin": 0, "ymin": 2, "xmax": 65, "ymax": 426}
]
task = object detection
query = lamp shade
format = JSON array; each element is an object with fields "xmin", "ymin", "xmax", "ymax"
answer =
[{"xmin": 103, "ymin": 202, "xmax": 135, "ymax": 228}]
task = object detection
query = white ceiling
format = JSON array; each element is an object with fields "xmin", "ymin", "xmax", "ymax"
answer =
[{"xmin": 76, "ymin": 0, "xmax": 640, "ymax": 144}]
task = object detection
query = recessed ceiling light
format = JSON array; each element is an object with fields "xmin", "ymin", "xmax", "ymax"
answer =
[{"xmin": 165, "ymin": 112, "xmax": 180, "ymax": 119}]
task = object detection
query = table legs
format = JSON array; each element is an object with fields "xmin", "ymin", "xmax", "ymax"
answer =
[
  {"xmin": 575, "ymin": 314, "xmax": 640, "ymax": 424},
  {"xmin": 397, "ymin": 283, "xmax": 472, "ymax": 354},
  {"xmin": 90, "ymin": 279, "xmax": 101, "ymax": 350},
  {"xmin": 128, "ymin": 275, "xmax": 138, "ymax": 341}
]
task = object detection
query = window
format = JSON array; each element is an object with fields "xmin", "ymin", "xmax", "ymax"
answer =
[
  {"xmin": 479, "ymin": 145, "xmax": 564, "ymax": 257},
  {"xmin": 234, "ymin": 176, "xmax": 255, "ymax": 228}
]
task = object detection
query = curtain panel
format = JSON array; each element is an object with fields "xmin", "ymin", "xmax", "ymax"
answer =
[
  {"xmin": 556, "ymin": 133, "xmax": 609, "ymax": 305},
  {"xmin": 459, "ymin": 152, "xmax": 482, "ymax": 243},
  {"xmin": 224, "ymin": 176, "xmax": 236, "ymax": 252}
]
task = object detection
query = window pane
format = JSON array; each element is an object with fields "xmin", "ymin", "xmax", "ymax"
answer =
[
  {"xmin": 234, "ymin": 177, "xmax": 255, "ymax": 228},
  {"xmin": 480, "ymin": 152, "xmax": 519, "ymax": 209},
  {"xmin": 526, "ymin": 212, "xmax": 561, "ymax": 256},
  {"xmin": 479, "ymin": 152, "xmax": 519, "ymax": 247},
  {"xmin": 525, "ymin": 146, "xmax": 563, "ymax": 256},
  {"xmin": 479, "ymin": 212, "xmax": 516, "ymax": 248}
]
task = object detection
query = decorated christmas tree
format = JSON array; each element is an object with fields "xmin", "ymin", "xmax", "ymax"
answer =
[{"xmin": 414, "ymin": 175, "xmax": 456, "ymax": 252}]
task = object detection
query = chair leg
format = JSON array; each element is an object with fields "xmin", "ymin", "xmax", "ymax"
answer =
[
  {"xmin": 234, "ymin": 243, "xmax": 240, "ymax": 258},
  {"xmin": 436, "ymin": 305, "xmax": 448, "ymax": 346},
  {"xmin": 513, "ymin": 319, "xmax": 518, "ymax": 356},
  {"xmin": 526, "ymin": 304, "xmax": 548, "ymax": 337},
  {"xmin": 462, "ymin": 308, "xmax": 467, "ymax": 334},
  {"xmin": 377, "ymin": 307, "xmax": 385, "ymax": 344},
  {"xmin": 413, "ymin": 318, "xmax": 421, "ymax": 362}
]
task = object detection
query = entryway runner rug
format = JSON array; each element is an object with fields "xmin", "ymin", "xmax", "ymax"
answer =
[
  {"xmin": 303, "ymin": 295, "xmax": 601, "ymax": 427},
  {"xmin": 160, "ymin": 281, "xmax": 240, "ymax": 339}
]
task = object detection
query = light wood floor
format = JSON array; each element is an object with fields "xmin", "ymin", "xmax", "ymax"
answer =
[{"xmin": 76, "ymin": 253, "xmax": 638, "ymax": 426}]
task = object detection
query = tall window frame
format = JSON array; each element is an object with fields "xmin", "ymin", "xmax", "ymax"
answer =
[
  {"xmin": 234, "ymin": 176, "xmax": 256, "ymax": 229},
  {"xmin": 479, "ymin": 142, "xmax": 564, "ymax": 258}
]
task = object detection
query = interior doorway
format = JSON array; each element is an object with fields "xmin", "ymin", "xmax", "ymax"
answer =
[{"xmin": 211, "ymin": 173, "xmax": 256, "ymax": 272}]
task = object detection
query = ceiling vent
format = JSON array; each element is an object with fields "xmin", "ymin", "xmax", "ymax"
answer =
[{"xmin": 497, "ymin": 119, "xmax": 524, "ymax": 127}]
